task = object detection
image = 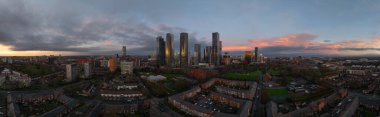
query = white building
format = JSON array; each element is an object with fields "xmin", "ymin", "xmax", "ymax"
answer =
[
  {"xmin": 0, "ymin": 68, "xmax": 31, "ymax": 88},
  {"xmin": 120, "ymin": 61, "xmax": 133, "ymax": 75},
  {"xmin": 84, "ymin": 62, "xmax": 91, "ymax": 78},
  {"xmin": 66, "ymin": 64, "xmax": 78, "ymax": 82}
]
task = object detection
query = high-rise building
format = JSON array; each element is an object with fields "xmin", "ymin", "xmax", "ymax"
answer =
[
  {"xmin": 212, "ymin": 32, "xmax": 220, "ymax": 66},
  {"xmin": 254, "ymin": 47, "xmax": 258, "ymax": 62},
  {"xmin": 244, "ymin": 51, "xmax": 252, "ymax": 64},
  {"xmin": 122, "ymin": 46, "xmax": 126, "ymax": 58},
  {"xmin": 223, "ymin": 52, "xmax": 231, "ymax": 65},
  {"xmin": 121, "ymin": 61, "xmax": 133, "ymax": 75},
  {"xmin": 180, "ymin": 32, "xmax": 189, "ymax": 67},
  {"xmin": 194, "ymin": 44, "xmax": 201, "ymax": 65},
  {"xmin": 259, "ymin": 53, "xmax": 265, "ymax": 63},
  {"xmin": 219, "ymin": 40, "xmax": 222, "ymax": 65},
  {"xmin": 84, "ymin": 62, "xmax": 91, "ymax": 78},
  {"xmin": 203, "ymin": 46, "xmax": 212, "ymax": 63},
  {"xmin": 66, "ymin": 64, "xmax": 78, "ymax": 82},
  {"xmin": 156, "ymin": 36, "xmax": 166, "ymax": 66},
  {"xmin": 166, "ymin": 33, "xmax": 174, "ymax": 66},
  {"xmin": 108, "ymin": 57, "xmax": 116, "ymax": 72}
]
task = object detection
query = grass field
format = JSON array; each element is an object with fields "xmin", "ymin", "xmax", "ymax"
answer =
[
  {"xmin": 267, "ymin": 88, "xmax": 288, "ymax": 96},
  {"xmin": 221, "ymin": 70, "xmax": 262, "ymax": 81},
  {"xmin": 267, "ymin": 88, "xmax": 289, "ymax": 103}
]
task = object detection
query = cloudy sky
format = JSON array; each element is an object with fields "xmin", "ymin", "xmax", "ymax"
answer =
[{"xmin": 0, "ymin": 0, "xmax": 380, "ymax": 56}]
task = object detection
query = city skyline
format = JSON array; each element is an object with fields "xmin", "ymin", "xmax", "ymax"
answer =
[{"xmin": 1, "ymin": 0, "xmax": 380, "ymax": 57}]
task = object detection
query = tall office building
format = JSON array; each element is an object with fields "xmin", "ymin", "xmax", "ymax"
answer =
[
  {"xmin": 203, "ymin": 46, "xmax": 212, "ymax": 63},
  {"xmin": 218, "ymin": 41, "xmax": 222, "ymax": 65},
  {"xmin": 223, "ymin": 52, "xmax": 231, "ymax": 65},
  {"xmin": 194, "ymin": 44, "xmax": 201, "ymax": 65},
  {"xmin": 254, "ymin": 47, "xmax": 258, "ymax": 62},
  {"xmin": 122, "ymin": 46, "xmax": 126, "ymax": 58},
  {"xmin": 121, "ymin": 61, "xmax": 133, "ymax": 75},
  {"xmin": 165, "ymin": 33, "xmax": 174, "ymax": 66},
  {"xmin": 212, "ymin": 32, "xmax": 220, "ymax": 66},
  {"xmin": 84, "ymin": 62, "xmax": 91, "ymax": 78},
  {"xmin": 156, "ymin": 36, "xmax": 166, "ymax": 66},
  {"xmin": 108, "ymin": 57, "xmax": 116, "ymax": 72},
  {"xmin": 66, "ymin": 64, "xmax": 78, "ymax": 82},
  {"xmin": 244, "ymin": 51, "xmax": 252, "ymax": 64},
  {"xmin": 180, "ymin": 32, "xmax": 189, "ymax": 67}
]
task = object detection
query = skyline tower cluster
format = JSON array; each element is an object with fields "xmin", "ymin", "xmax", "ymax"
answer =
[{"xmin": 155, "ymin": 32, "xmax": 225, "ymax": 67}]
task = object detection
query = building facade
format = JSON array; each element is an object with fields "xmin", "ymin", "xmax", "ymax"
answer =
[
  {"xmin": 165, "ymin": 33, "xmax": 174, "ymax": 66},
  {"xmin": 180, "ymin": 32, "xmax": 189, "ymax": 67},
  {"xmin": 156, "ymin": 36, "xmax": 166, "ymax": 66},
  {"xmin": 194, "ymin": 44, "xmax": 201, "ymax": 65},
  {"xmin": 120, "ymin": 61, "xmax": 133, "ymax": 75},
  {"xmin": 66, "ymin": 64, "xmax": 78, "ymax": 82},
  {"xmin": 84, "ymin": 62, "xmax": 91, "ymax": 78},
  {"xmin": 211, "ymin": 32, "xmax": 220, "ymax": 66}
]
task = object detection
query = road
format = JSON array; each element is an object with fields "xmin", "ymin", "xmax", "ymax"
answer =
[{"xmin": 252, "ymin": 74, "xmax": 264, "ymax": 117}]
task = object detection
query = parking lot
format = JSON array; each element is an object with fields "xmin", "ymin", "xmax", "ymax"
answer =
[{"xmin": 186, "ymin": 92, "xmax": 238, "ymax": 114}]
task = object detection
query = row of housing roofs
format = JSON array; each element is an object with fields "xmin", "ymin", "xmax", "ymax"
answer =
[
  {"xmin": 98, "ymin": 80, "xmax": 150, "ymax": 114},
  {"xmin": 168, "ymin": 78, "xmax": 256, "ymax": 117},
  {"xmin": 7, "ymin": 90, "xmax": 79, "ymax": 117},
  {"xmin": 266, "ymin": 89, "xmax": 361, "ymax": 117}
]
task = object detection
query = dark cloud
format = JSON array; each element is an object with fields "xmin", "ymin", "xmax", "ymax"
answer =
[
  {"xmin": 0, "ymin": 0, "xmax": 207, "ymax": 55},
  {"xmin": 338, "ymin": 48, "xmax": 380, "ymax": 51}
]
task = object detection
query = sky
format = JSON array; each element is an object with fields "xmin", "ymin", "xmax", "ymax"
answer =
[{"xmin": 0, "ymin": 0, "xmax": 380, "ymax": 56}]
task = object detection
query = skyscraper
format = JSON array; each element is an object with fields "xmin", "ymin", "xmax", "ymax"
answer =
[
  {"xmin": 203, "ymin": 46, "xmax": 212, "ymax": 63},
  {"xmin": 254, "ymin": 47, "xmax": 258, "ymax": 62},
  {"xmin": 194, "ymin": 44, "xmax": 201, "ymax": 65},
  {"xmin": 180, "ymin": 32, "xmax": 188, "ymax": 67},
  {"xmin": 166, "ymin": 33, "xmax": 174, "ymax": 66},
  {"xmin": 156, "ymin": 36, "xmax": 166, "ymax": 66},
  {"xmin": 122, "ymin": 46, "xmax": 126, "ymax": 58},
  {"xmin": 212, "ymin": 32, "xmax": 220, "ymax": 66},
  {"xmin": 223, "ymin": 52, "xmax": 231, "ymax": 65},
  {"xmin": 244, "ymin": 51, "xmax": 252, "ymax": 64}
]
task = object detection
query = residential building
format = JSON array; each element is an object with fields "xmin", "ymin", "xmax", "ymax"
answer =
[
  {"xmin": 66, "ymin": 64, "xmax": 78, "ymax": 82},
  {"xmin": 84, "ymin": 62, "xmax": 91, "ymax": 78},
  {"xmin": 120, "ymin": 61, "xmax": 133, "ymax": 75}
]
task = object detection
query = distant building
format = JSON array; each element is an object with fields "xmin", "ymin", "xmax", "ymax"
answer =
[
  {"xmin": 120, "ymin": 61, "xmax": 133, "ymax": 75},
  {"xmin": 100, "ymin": 60, "xmax": 108, "ymax": 68},
  {"xmin": 84, "ymin": 62, "xmax": 91, "ymax": 78},
  {"xmin": 244, "ymin": 51, "xmax": 252, "ymax": 64},
  {"xmin": 203, "ymin": 46, "xmax": 212, "ymax": 63},
  {"xmin": 222, "ymin": 52, "xmax": 231, "ymax": 65},
  {"xmin": 156, "ymin": 36, "xmax": 166, "ymax": 66},
  {"xmin": 194, "ymin": 44, "xmax": 201, "ymax": 65},
  {"xmin": 122, "ymin": 46, "xmax": 126, "ymax": 58},
  {"xmin": 254, "ymin": 47, "xmax": 258, "ymax": 62},
  {"xmin": 180, "ymin": 32, "xmax": 189, "ymax": 67},
  {"xmin": 108, "ymin": 57, "xmax": 117, "ymax": 73},
  {"xmin": 0, "ymin": 68, "xmax": 31, "ymax": 89},
  {"xmin": 166, "ymin": 33, "xmax": 174, "ymax": 66},
  {"xmin": 66, "ymin": 64, "xmax": 78, "ymax": 82},
  {"xmin": 211, "ymin": 32, "xmax": 220, "ymax": 66}
]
